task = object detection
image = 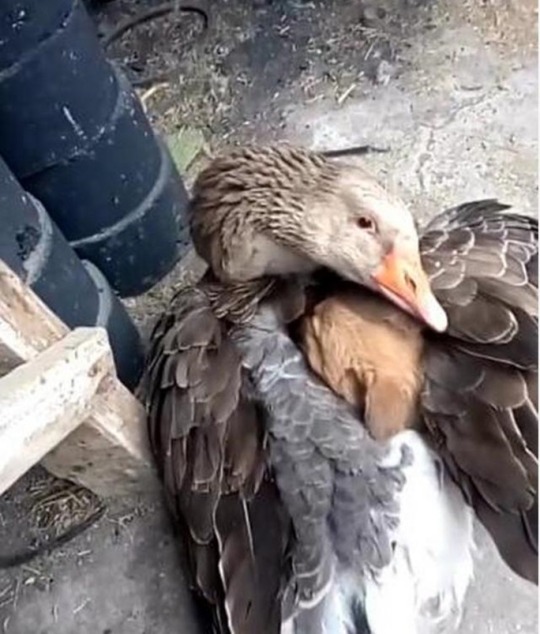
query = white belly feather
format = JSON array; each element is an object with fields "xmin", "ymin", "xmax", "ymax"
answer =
[
  {"xmin": 284, "ymin": 430, "xmax": 475, "ymax": 634},
  {"xmin": 364, "ymin": 430, "xmax": 475, "ymax": 634}
]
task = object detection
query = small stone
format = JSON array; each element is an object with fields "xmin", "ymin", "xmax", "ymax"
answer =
[
  {"xmin": 360, "ymin": 6, "xmax": 379, "ymax": 26},
  {"xmin": 374, "ymin": 60, "xmax": 396, "ymax": 85}
]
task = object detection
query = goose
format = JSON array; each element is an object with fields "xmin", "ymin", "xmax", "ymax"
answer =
[{"xmin": 142, "ymin": 145, "xmax": 538, "ymax": 634}]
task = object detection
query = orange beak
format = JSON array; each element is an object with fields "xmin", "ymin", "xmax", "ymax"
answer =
[{"xmin": 372, "ymin": 248, "xmax": 448, "ymax": 332}]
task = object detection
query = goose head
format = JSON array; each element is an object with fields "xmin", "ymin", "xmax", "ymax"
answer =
[{"xmin": 191, "ymin": 145, "xmax": 448, "ymax": 332}]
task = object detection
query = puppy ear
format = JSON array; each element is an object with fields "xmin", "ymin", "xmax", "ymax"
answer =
[{"xmin": 364, "ymin": 376, "xmax": 417, "ymax": 440}]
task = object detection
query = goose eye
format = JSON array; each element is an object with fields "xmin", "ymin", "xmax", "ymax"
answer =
[{"xmin": 357, "ymin": 216, "xmax": 376, "ymax": 231}]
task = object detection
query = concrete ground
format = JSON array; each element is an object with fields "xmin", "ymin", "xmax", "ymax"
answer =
[{"xmin": 0, "ymin": 0, "xmax": 537, "ymax": 632}]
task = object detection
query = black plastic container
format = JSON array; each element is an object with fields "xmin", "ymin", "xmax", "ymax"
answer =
[
  {"xmin": 0, "ymin": 153, "xmax": 45, "ymax": 280},
  {"xmin": 71, "ymin": 139, "xmax": 190, "ymax": 297},
  {"xmin": 0, "ymin": 157, "xmax": 97, "ymax": 320},
  {"xmin": 0, "ymin": 0, "xmax": 191, "ymax": 299},
  {"xmin": 17, "ymin": 196, "xmax": 100, "ymax": 329},
  {"xmin": 0, "ymin": 0, "xmax": 117, "ymax": 177},
  {"xmin": 23, "ymin": 67, "xmax": 162, "ymax": 241},
  {"xmin": 0, "ymin": 0, "xmax": 73, "ymax": 70},
  {"xmin": 82, "ymin": 260, "xmax": 143, "ymax": 389},
  {"xmin": 0, "ymin": 158, "xmax": 143, "ymax": 389}
]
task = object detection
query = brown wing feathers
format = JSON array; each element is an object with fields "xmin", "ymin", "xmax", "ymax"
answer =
[
  {"xmin": 143, "ymin": 286, "xmax": 287, "ymax": 633},
  {"xmin": 420, "ymin": 200, "xmax": 538, "ymax": 582},
  {"xmin": 299, "ymin": 200, "xmax": 538, "ymax": 584}
]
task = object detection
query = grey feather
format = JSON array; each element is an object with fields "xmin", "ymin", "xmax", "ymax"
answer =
[{"xmin": 231, "ymin": 299, "xmax": 406, "ymax": 621}]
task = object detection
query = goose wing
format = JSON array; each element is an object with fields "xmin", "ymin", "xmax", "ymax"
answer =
[
  {"xmin": 144, "ymin": 282, "xmax": 406, "ymax": 634},
  {"xmin": 230, "ymin": 293, "xmax": 405, "ymax": 634},
  {"xmin": 419, "ymin": 199, "xmax": 538, "ymax": 583},
  {"xmin": 143, "ymin": 286, "xmax": 288, "ymax": 633}
]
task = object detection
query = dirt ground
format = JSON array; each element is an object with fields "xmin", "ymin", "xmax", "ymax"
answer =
[
  {"xmin": 0, "ymin": 0, "xmax": 538, "ymax": 632},
  {"xmin": 97, "ymin": 0, "xmax": 431, "ymax": 142}
]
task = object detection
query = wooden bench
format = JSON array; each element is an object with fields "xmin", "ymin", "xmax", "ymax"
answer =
[{"xmin": 0, "ymin": 259, "xmax": 158, "ymax": 498}]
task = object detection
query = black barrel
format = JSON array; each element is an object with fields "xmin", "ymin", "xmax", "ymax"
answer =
[
  {"xmin": 69, "ymin": 138, "xmax": 190, "ymax": 298},
  {"xmin": 0, "ymin": 157, "xmax": 98, "ymax": 325},
  {"xmin": 0, "ymin": 0, "xmax": 118, "ymax": 177},
  {"xmin": 0, "ymin": 157, "xmax": 143, "ymax": 389},
  {"xmin": 0, "ymin": 0, "xmax": 73, "ymax": 70},
  {"xmin": 0, "ymin": 0, "xmax": 191, "ymax": 299},
  {"xmin": 82, "ymin": 260, "xmax": 143, "ymax": 388},
  {"xmin": 23, "ymin": 67, "xmax": 162, "ymax": 241}
]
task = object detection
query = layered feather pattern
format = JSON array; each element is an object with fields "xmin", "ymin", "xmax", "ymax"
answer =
[
  {"xmin": 144, "ymin": 286, "xmax": 288, "ymax": 633},
  {"xmin": 420, "ymin": 201, "xmax": 538, "ymax": 582},
  {"xmin": 143, "ymin": 140, "xmax": 538, "ymax": 634}
]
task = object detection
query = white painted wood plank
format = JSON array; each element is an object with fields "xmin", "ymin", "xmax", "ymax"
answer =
[
  {"xmin": 0, "ymin": 328, "xmax": 113, "ymax": 495},
  {"xmin": 42, "ymin": 380, "xmax": 158, "ymax": 497},
  {"xmin": 0, "ymin": 259, "xmax": 67, "ymax": 375},
  {"xmin": 0, "ymin": 259, "xmax": 157, "ymax": 496},
  {"xmin": 0, "ymin": 259, "xmax": 158, "ymax": 496}
]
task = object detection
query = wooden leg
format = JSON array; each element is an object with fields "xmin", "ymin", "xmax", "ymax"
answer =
[
  {"xmin": 0, "ymin": 328, "xmax": 112, "ymax": 494},
  {"xmin": 42, "ymin": 378, "xmax": 159, "ymax": 497},
  {"xmin": 0, "ymin": 260, "xmax": 158, "ymax": 497}
]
